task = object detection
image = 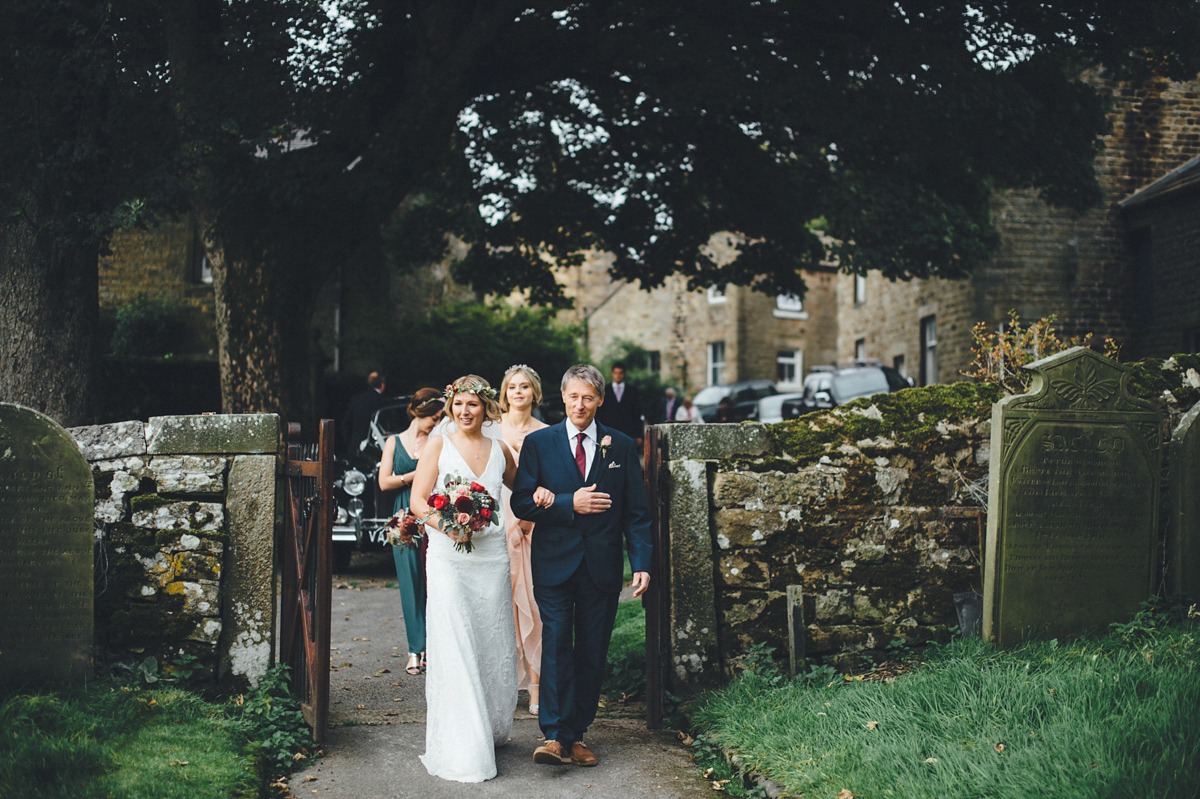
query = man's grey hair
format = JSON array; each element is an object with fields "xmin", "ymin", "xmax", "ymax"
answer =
[
  {"xmin": 561, "ymin": 363, "xmax": 605, "ymax": 396},
  {"xmin": 664, "ymin": 387, "xmax": 676, "ymax": 397}
]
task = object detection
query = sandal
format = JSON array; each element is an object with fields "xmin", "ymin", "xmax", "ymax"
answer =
[
  {"xmin": 420, "ymin": 652, "xmax": 427, "ymax": 673},
  {"xmin": 405, "ymin": 653, "xmax": 421, "ymax": 675},
  {"xmin": 529, "ymin": 683, "xmax": 539, "ymax": 716}
]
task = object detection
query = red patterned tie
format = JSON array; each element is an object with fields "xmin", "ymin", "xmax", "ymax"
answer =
[{"xmin": 575, "ymin": 432, "xmax": 587, "ymax": 478}]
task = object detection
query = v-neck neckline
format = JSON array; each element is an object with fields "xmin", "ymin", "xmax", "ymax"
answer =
[{"xmin": 446, "ymin": 435, "xmax": 493, "ymax": 480}]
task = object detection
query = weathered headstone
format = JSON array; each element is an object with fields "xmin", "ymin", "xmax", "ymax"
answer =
[
  {"xmin": 983, "ymin": 348, "xmax": 1161, "ymax": 645},
  {"xmin": 0, "ymin": 403, "xmax": 95, "ymax": 686},
  {"xmin": 1169, "ymin": 402, "xmax": 1200, "ymax": 600}
]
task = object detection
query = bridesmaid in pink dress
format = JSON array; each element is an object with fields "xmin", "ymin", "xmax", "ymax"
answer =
[{"xmin": 498, "ymin": 364, "xmax": 548, "ymax": 715}]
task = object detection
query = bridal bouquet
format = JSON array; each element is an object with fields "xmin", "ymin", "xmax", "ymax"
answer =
[
  {"xmin": 384, "ymin": 510, "xmax": 424, "ymax": 550},
  {"xmin": 425, "ymin": 474, "xmax": 498, "ymax": 553}
]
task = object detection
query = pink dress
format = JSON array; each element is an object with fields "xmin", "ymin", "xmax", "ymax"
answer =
[{"xmin": 501, "ymin": 434, "xmax": 543, "ymax": 692}]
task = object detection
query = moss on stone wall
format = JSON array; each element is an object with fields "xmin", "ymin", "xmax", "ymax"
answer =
[{"xmin": 770, "ymin": 382, "xmax": 999, "ymax": 463}]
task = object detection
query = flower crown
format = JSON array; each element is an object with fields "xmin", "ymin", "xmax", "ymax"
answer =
[
  {"xmin": 504, "ymin": 363, "xmax": 540, "ymax": 381},
  {"xmin": 444, "ymin": 382, "xmax": 498, "ymax": 401}
]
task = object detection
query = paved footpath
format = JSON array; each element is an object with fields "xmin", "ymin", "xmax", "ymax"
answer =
[{"xmin": 287, "ymin": 552, "xmax": 710, "ymax": 799}]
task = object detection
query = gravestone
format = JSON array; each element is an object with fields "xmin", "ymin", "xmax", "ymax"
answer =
[
  {"xmin": 0, "ymin": 403, "xmax": 95, "ymax": 686},
  {"xmin": 1169, "ymin": 403, "xmax": 1200, "ymax": 600},
  {"xmin": 983, "ymin": 348, "xmax": 1161, "ymax": 646}
]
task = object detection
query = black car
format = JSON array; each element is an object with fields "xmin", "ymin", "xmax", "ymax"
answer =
[
  {"xmin": 781, "ymin": 365, "xmax": 913, "ymax": 419},
  {"xmin": 693, "ymin": 379, "xmax": 779, "ymax": 423},
  {"xmin": 331, "ymin": 396, "xmax": 411, "ymax": 571}
]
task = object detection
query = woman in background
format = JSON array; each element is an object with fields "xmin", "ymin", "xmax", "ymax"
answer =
[
  {"xmin": 497, "ymin": 364, "xmax": 548, "ymax": 715},
  {"xmin": 378, "ymin": 386, "xmax": 443, "ymax": 675}
]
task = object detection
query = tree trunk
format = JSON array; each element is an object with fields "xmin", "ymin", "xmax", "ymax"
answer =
[{"xmin": 0, "ymin": 202, "xmax": 98, "ymax": 426}]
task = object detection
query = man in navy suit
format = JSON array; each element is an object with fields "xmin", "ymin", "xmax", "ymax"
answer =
[{"xmin": 511, "ymin": 363, "xmax": 653, "ymax": 768}]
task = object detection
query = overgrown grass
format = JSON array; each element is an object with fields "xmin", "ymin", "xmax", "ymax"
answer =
[
  {"xmin": 689, "ymin": 619, "xmax": 1200, "ymax": 799},
  {"xmin": 0, "ymin": 664, "xmax": 312, "ymax": 799},
  {"xmin": 603, "ymin": 599, "xmax": 647, "ymax": 699}
]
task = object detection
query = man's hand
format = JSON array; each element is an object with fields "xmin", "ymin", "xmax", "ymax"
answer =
[
  {"xmin": 573, "ymin": 484, "xmax": 612, "ymax": 514},
  {"xmin": 533, "ymin": 486, "xmax": 554, "ymax": 507},
  {"xmin": 630, "ymin": 571, "xmax": 650, "ymax": 598}
]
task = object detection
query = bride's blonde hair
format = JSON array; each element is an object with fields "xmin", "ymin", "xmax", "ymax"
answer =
[{"xmin": 443, "ymin": 374, "xmax": 502, "ymax": 422}]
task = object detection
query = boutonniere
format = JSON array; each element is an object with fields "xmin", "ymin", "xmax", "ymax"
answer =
[{"xmin": 600, "ymin": 435, "xmax": 612, "ymax": 458}]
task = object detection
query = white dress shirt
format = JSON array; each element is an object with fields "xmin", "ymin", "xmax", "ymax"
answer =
[
  {"xmin": 566, "ymin": 419, "xmax": 599, "ymax": 477},
  {"xmin": 613, "ymin": 382, "xmax": 624, "ymax": 402}
]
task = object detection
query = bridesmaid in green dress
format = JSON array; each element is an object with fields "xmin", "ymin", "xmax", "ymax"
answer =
[{"xmin": 378, "ymin": 387, "xmax": 444, "ymax": 675}]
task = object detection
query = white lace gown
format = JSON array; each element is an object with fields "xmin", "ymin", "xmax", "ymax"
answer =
[{"xmin": 420, "ymin": 437, "xmax": 518, "ymax": 783}]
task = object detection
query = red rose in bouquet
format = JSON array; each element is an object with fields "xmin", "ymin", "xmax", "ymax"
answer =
[
  {"xmin": 425, "ymin": 473, "xmax": 500, "ymax": 553},
  {"xmin": 384, "ymin": 509, "xmax": 424, "ymax": 549}
]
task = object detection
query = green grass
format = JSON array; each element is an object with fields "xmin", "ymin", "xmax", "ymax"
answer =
[
  {"xmin": 689, "ymin": 622, "xmax": 1200, "ymax": 799},
  {"xmin": 0, "ymin": 687, "xmax": 260, "ymax": 799},
  {"xmin": 0, "ymin": 664, "xmax": 311, "ymax": 799},
  {"xmin": 604, "ymin": 599, "xmax": 647, "ymax": 699}
]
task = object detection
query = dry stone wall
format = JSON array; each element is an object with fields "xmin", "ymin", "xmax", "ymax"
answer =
[
  {"xmin": 662, "ymin": 356, "xmax": 1200, "ymax": 692},
  {"xmin": 69, "ymin": 414, "xmax": 279, "ymax": 685}
]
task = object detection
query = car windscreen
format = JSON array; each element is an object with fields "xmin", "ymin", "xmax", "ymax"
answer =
[
  {"xmin": 692, "ymin": 386, "xmax": 730, "ymax": 406},
  {"xmin": 832, "ymin": 370, "xmax": 890, "ymax": 401},
  {"xmin": 373, "ymin": 405, "xmax": 411, "ymax": 436}
]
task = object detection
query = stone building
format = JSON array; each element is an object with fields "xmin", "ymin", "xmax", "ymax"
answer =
[
  {"xmin": 552, "ymin": 237, "xmax": 839, "ymax": 395},
  {"xmin": 839, "ymin": 73, "xmax": 1200, "ymax": 386}
]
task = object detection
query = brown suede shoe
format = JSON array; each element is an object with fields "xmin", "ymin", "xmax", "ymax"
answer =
[
  {"xmin": 533, "ymin": 740, "xmax": 571, "ymax": 765},
  {"xmin": 571, "ymin": 741, "xmax": 598, "ymax": 767}
]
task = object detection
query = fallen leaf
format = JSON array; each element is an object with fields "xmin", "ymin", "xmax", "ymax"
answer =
[
  {"xmin": 679, "ymin": 732, "xmax": 694, "ymax": 746},
  {"xmin": 303, "ymin": 775, "xmax": 318, "ymax": 782},
  {"xmin": 378, "ymin": 668, "xmax": 391, "ymax": 674},
  {"xmin": 925, "ymin": 757, "xmax": 939, "ymax": 764},
  {"xmin": 393, "ymin": 698, "xmax": 404, "ymax": 702},
  {"xmin": 837, "ymin": 790, "xmax": 855, "ymax": 799},
  {"xmin": 865, "ymin": 721, "xmax": 879, "ymax": 730},
  {"xmin": 355, "ymin": 704, "xmax": 365, "ymax": 709},
  {"xmin": 995, "ymin": 743, "xmax": 1006, "ymax": 753},
  {"xmin": 293, "ymin": 752, "xmax": 307, "ymax": 761},
  {"xmin": 703, "ymin": 768, "xmax": 715, "ymax": 778},
  {"xmin": 169, "ymin": 759, "xmax": 188, "ymax": 767}
]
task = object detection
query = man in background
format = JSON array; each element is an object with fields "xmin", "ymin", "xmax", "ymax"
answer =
[
  {"xmin": 342, "ymin": 371, "xmax": 386, "ymax": 457},
  {"xmin": 658, "ymin": 387, "xmax": 680, "ymax": 424},
  {"xmin": 596, "ymin": 362, "xmax": 642, "ymax": 449}
]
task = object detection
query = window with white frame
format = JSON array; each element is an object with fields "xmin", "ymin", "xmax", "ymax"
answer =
[
  {"xmin": 854, "ymin": 338, "xmax": 866, "ymax": 362},
  {"xmin": 854, "ymin": 274, "xmax": 867, "ymax": 306},
  {"xmin": 707, "ymin": 286, "xmax": 727, "ymax": 304},
  {"xmin": 920, "ymin": 315, "xmax": 938, "ymax": 385},
  {"xmin": 773, "ymin": 293, "xmax": 806, "ymax": 319},
  {"xmin": 707, "ymin": 341, "xmax": 726, "ymax": 386},
  {"xmin": 776, "ymin": 349, "xmax": 802, "ymax": 388}
]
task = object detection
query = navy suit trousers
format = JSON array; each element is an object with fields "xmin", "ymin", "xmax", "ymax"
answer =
[{"xmin": 533, "ymin": 559, "xmax": 621, "ymax": 748}]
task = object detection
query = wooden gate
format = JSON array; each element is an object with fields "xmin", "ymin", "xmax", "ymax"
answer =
[
  {"xmin": 280, "ymin": 420, "xmax": 334, "ymax": 743},
  {"xmin": 643, "ymin": 425, "xmax": 670, "ymax": 728}
]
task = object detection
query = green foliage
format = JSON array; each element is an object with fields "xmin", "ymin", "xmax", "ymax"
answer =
[
  {"xmin": 227, "ymin": 665, "xmax": 312, "ymax": 777},
  {"xmin": 352, "ymin": 300, "xmax": 582, "ymax": 393},
  {"xmin": 1110, "ymin": 594, "xmax": 1197, "ymax": 642},
  {"xmin": 602, "ymin": 600, "xmax": 647, "ymax": 700},
  {"xmin": 688, "ymin": 620, "xmax": 1200, "ymax": 799},
  {"xmin": 110, "ymin": 294, "xmax": 183, "ymax": 358}
]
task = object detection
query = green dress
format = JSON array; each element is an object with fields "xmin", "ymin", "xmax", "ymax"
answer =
[{"xmin": 391, "ymin": 436, "xmax": 426, "ymax": 654}]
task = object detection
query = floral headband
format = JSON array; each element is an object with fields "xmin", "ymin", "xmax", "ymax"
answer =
[
  {"xmin": 504, "ymin": 364, "xmax": 540, "ymax": 380},
  {"xmin": 414, "ymin": 395, "xmax": 442, "ymax": 411},
  {"xmin": 444, "ymin": 382, "xmax": 498, "ymax": 401}
]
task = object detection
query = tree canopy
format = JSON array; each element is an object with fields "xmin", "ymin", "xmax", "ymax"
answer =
[{"xmin": 4, "ymin": 1, "xmax": 1199, "ymax": 422}]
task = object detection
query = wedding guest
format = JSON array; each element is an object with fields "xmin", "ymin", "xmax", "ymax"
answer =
[
  {"xmin": 675, "ymin": 394, "xmax": 704, "ymax": 423},
  {"xmin": 377, "ymin": 387, "xmax": 443, "ymax": 675},
  {"xmin": 498, "ymin": 364, "xmax": 549, "ymax": 716}
]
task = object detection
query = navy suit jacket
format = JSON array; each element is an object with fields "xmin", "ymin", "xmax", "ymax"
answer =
[{"xmin": 511, "ymin": 421, "xmax": 652, "ymax": 593}]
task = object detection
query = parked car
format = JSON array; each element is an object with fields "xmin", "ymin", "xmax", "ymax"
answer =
[
  {"xmin": 756, "ymin": 392, "xmax": 804, "ymax": 424},
  {"xmin": 331, "ymin": 396, "xmax": 411, "ymax": 571},
  {"xmin": 781, "ymin": 364, "xmax": 913, "ymax": 419},
  {"xmin": 693, "ymin": 379, "xmax": 779, "ymax": 422}
]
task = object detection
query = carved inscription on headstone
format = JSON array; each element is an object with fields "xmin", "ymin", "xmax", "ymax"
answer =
[
  {"xmin": 0, "ymin": 403, "xmax": 95, "ymax": 686},
  {"xmin": 983, "ymin": 349, "xmax": 1161, "ymax": 645},
  {"xmin": 1169, "ymin": 403, "xmax": 1200, "ymax": 600}
]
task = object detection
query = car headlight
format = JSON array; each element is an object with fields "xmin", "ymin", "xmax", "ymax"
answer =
[{"xmin": 342, "ymin": 469, "xmax": 367, "ymax": 497}]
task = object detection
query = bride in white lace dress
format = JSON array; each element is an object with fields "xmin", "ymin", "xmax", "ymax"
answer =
[{"xmin": 409, "ymin": 375, "xmax": 519, "ymax": 782}]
